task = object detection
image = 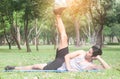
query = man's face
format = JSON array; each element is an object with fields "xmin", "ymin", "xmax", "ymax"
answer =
[{"xmin": 86, "ymin": 48, "xmax": 93, "ymax": 58}]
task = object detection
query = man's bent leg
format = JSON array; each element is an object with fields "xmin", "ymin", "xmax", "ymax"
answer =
[{"xmin": 43, "ymin": 47, "xmax": 68, "ymax": 70}]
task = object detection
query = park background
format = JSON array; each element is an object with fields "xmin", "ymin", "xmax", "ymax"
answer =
[{"xmin": 0, "ymin": 0, "xmax": 120, "ymax": 79}]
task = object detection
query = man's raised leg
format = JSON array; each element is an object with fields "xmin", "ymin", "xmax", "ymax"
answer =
[
  {"xmin": 55, "ymin": 15, "xmax": 68, "ymax": 50},
  {"xmin": 53, "ymin": 0, "xmax": 68, "ymax": 50}
]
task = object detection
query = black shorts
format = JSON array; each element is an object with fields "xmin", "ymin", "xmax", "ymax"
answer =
[{"xmin": 43, "ymin": 47, "xmax": 69, "ymax": 70}]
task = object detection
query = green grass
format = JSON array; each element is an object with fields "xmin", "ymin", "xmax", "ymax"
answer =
[{"xmin": 0, "ymin": 45, "xmax": 120, "ymax": 79}]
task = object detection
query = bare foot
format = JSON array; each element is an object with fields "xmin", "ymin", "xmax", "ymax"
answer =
[
  {"xmin": 53, "ymin": 7, "xmax": 66, "ymax": 15},
  {"xmin": 53, "ymin": 0, "xmax": 67, "ymax": 15}
]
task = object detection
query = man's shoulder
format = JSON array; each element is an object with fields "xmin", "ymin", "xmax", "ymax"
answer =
[
  {"xmin": 77, "ymin": 50, "xmax": 86, "ymax": 53},
  {"xmin": 73, "ymin": 50, "xmax": 86, "ymax": 54}
]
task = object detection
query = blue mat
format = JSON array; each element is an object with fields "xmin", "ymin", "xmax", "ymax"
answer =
[
  {"xmin": 4, "ymin": 70, "xmax": 101, "ymax": 73},
  {"xmin": 4, "ymin": 70, "xmax": 67, "ymax": 73}
]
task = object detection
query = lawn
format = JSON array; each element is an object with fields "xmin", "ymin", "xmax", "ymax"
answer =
[{"xmin": 0, "ymin": 45, "xmax": 120, "ymax": 79}]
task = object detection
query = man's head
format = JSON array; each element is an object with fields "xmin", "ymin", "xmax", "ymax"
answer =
[
  {"xmin": 86, "ymin": 45, "xmax": 102, "ymax": 58},
  {"xmin": 91, "ymin": 45, "xmax": 102, "ymax": 57}
]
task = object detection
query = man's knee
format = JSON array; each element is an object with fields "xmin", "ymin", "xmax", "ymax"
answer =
[{"xmin": 32, "ymin": 64, "xmax": 40, "ymax": 69}]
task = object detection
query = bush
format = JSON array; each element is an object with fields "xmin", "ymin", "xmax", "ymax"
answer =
[{"xmin": 107, "ymin": 43, "xmax": 120, "ymax": 45}]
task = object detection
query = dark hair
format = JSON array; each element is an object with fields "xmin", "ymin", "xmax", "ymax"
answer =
[{"xmin": 92, "ymin": 45, "xmax": 102, "ymax": 57}]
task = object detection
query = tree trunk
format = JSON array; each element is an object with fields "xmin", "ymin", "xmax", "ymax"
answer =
[
  {"xmin": 34, "ymin": 36, "xmax": 39, "ymax": 51},
  {"xmin": 4, "ymin": 28, "xmax": 11, "ymax": 49},
  {"xmin": 43, "ymin": 33, "xmax": 46, "ymax": 45},
  {"xmin": 117, "ymin": 37, "xmax": 120, "ymax": 43},
  {"xmin": 54, "ymin": 33, "xmax": 59, "ymax": 49},
  {"xmin": 17, "ymin": 26, "xmax": 21, "ymax": 45},
  {"xmin": 35, "ymin": 19, "xmax": 39, "ymax": 51},
  {"xmin": 8, "ymin": 14, "xmax": 21, "ymax": 50},
  {"xmin": 11, "ymin": 28, "xmax": 21, "ymax": 50},
  {"xmin": 15, "ymin": 12, "xmax": 21, "ymax": 45},
  {"xmin": 24, "ymin": 18, "xmax": 31, "ymax": 52},
  {"xmin": 74, "ymin": 18, "xmax": 80, "ymax": 47},
  {"xmin": 86, "ymin": 13, "xmax": 95, "ymax": 44},
  {"xmin": 88, "ymin": 0, "xmax": 107, "ymax": 48},
  {"xmin": 11, "ymin": 23, "xmax": 21, "ymax": 50},
  {"xmin": 95, "ymin": 25, "xmax": 103, "ymax": 49},
  {"xmin": 3, "ymin": 37, "xmax": 6, "ymax": 45},
  {"xmin": 52, "ymin": 36, "xmax": 57, "ymax": 49},
  {"xmin": 2, "ymin": 17, "xmax": 12, "ymax": 49}
]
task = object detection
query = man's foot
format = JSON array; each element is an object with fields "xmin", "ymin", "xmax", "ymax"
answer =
[
  {"xmin": 5, "ymin": 66, "xmax": 15, "ymax": 70},
  {"xmin": 53, "ymin": 0, "xmax": 67, "ymax": 15},
  {"xmin": 53, "ymin": 7, "xmax": 66, "ymax": 15}
]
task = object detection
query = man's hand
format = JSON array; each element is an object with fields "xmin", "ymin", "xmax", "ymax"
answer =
[
  {"xmin": 96, "ymin": 55, "xmax": 101, "ymax": 59},
  {"xmin": 92, "ymin": 55, "xmax": 101, "ymax": 60}
]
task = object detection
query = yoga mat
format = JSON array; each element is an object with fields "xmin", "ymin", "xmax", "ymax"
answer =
[{"xmin": 4, "ymin": 70, "xmax": 101, "ymax": 73}]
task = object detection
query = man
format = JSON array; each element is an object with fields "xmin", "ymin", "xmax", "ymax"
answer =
[{"xmin": 5, "ymin": 2, "xmax": 110, "ymax": 71}]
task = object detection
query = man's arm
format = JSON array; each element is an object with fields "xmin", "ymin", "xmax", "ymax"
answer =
[
  {"xmin": 96, "ymin": 55, "xmax": 111, "ymax": 69},
  {"xmin": 87, "ymin": 55, "xmax": 111, "ymax": 70},
  {"xmin": 85, "ymin": 55, "xmax": 111, "ymax": 70},
  {"xmin": 64, "ymin": 50, "xmax": 85, "ymax": 71}
]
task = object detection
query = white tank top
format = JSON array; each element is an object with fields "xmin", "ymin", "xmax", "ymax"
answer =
[{"xmin": 57, "ymin": 55, "xmax": 92, "ymax": 71}]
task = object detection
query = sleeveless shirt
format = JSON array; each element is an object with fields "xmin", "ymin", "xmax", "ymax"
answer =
[{"xmin": 57, "ymin": 54, "xmax": 92, "ymax": 71}]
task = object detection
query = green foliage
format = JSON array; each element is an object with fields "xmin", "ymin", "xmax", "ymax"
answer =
[
  {"xmin": 107, "ymin": 43, "xmax": 120, "ymax": 45},
  {"xmin": 103, "ymin": 0, "xmax": 120, "ymax": 43},
  {"xmin": 0, "ymin": 0, "xmax": 120, "ymax": 46},
  {"xmin": 104, "ymin": 24, "xmax": 120, "ymax": 37},
  {"xmin": 103, "ymin": 26, "xmax": 112, "ymax": 36},
  {"xmin": 111, "ymin": 23, "xmax": 120, "ymax": 37},
  {"xmin": 0, "ymin": 0, "xmax": 55, "ymax": 45}
]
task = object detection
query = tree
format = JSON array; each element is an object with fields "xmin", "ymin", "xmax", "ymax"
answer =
[
  {"xmin": 0, "ymin": 15, "xmax": 12, "ymax": 49},
  {"xmin": 87, "ymin": 0, "xmax": 114, "ymax": 48},
  {"xmin": 31, "ymin": 0, "xmax": 53, "ymax": 51},
  {"xmin": 111, "ymin": 24, "xmax": 120, "ymax": 43},
  {"xmin": 20, "ymin": 0, "xmax": 51, "ymax": 52},
  {"xmin": 103, "ymin": 0, "xmax": 120, "ymax": 43},
  {"xmin": 65, "ymin": 0, "xmax": 89, "ymax": 46},
  {"xmin": 0, "ymin": 0, "xmax": 21, "ymax": 49}
]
